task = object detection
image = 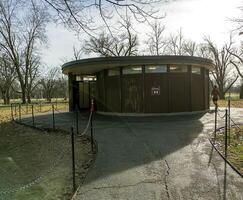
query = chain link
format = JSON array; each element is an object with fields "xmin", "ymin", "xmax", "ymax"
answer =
[
  {"xmin": 216, "ymin": 106, "xmax": 243, "ymax": 132},
  {"xmin": 0, "ymin": 134, "xmax": 70, "ymax": 196},
  {"xmin": 0, "ymin": 102, "xmax": 91, "ymax": 196}
]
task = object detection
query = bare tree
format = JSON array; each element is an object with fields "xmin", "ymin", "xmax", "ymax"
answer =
[
  {"xmin": 0, "ymin": 0, "xmax": 22, "ymax": 101},
  {"xmin": 84, "ymin": 32, "xmax": 117, "ymax": 56},
  {"xmin": 163, "ymin": 29, "xmax": 199, "ymax": 56},
  {"xmin": 73, "ymin": 45, "xmax": 83, "ymax": 60},
  {"xmin": 0, "ymin": 0, "xmax": 48, "ymax": 103},
  {"xmin": 227, "ymin": 46, "xmax": 243, "ymax": 98},
  {"xmin": 84, "ymin": 17, "xmax": 138, "ymax": 56},
  {"xmin": 22, "ymin": 2, "xmax": 48, "ymax": 103},
  {"xmin": 40, "ymin": 67, "xmax": 59, "ymax": 102},
  {"xmin": 145, "ymin": 20, "xmax": 166, "ymax": 55},
  {"xmin": 204, "ymin": 36, "xmax": 238, "ymax": 99},
  {"xmin": 196, "ymin": 43, "xmax": 211, "ymax": 58},
  {"xmin": 166, "ymin": 29, "xmax": 185, "ymax": 55},
  {"xmin": 183, "ymin": 40, "xmax": 197, "ymax": 56},
  {"xmin": 26, "ymin": 57, "xmax": 41, "ymax": 103},
  {"xmin": 0, "ymin": 53, "xmax": 15, "ymax": 104},
  {"xmin": 54, "ymin": 74, "xmax": 68, "ymax": 100}
]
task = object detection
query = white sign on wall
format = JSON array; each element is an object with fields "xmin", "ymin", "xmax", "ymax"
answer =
[{"xmin": 151, "ymin": 86, "xmax": 160, "ymax": 96}]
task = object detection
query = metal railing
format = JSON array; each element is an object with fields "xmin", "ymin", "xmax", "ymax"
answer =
[{"xmin": 212, "ymin": 99, "xmax": 243, "ymax": 178}]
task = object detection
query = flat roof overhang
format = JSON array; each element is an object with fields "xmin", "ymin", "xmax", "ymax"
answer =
[{"xmin": 62, "ymin": 55, "xmax": 214, "ymax": 75}]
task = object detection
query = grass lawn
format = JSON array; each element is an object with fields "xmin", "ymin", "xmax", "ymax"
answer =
[
  {"xmin": 213, "ymin": 127, "xmax": 243, "ymax": 175},
  {"xmin": 210, "ymin": 97, "xmax": 243, "ymax": 175},
  {"xmin": 224, "ymin": 92, "xmax": 240, "ymax": 100},
  {"xmin": 0, "ymin": 104, "xmax": 95, "ymax": 200},
  {"xmin": 0, "ymin": 98, "xmax": 69, "ymax": 105},
  {"xmin": 210, "ymin": 99, "xmax": 243, "ymax": 108}
]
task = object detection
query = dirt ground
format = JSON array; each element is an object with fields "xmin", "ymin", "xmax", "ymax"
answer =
[{"xmin": 0, "ymin": 106, "xmax": 95, "ymax": 200}]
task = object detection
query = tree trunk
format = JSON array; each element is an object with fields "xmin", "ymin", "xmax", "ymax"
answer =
[
  {"xmin": 46, "ymin": 96, "xmax": 51, "ymax": 102},
  {"xmin": 6, "ymin": 89, "xmax": 10, "ymax": 104},
  {"xmin": 3, "ymin": 93, "xmax": 7, "ymax": 105},
  {"xmin": 218, "ymin": 84, "xmax": 225, "ymax": 99},
  {"xmin": 1, "ymin": 87, "xmax": 11, "ymax": 104},
  {"xmin": 2, "ymin": 90, "xmax": 7, "ymax": 105},
  {"xmin": 46, "ymin": 90, "xmax": 52, "ymax": 102},
  {"xmin": 27, "ymin": 94, "xmax": 31, "ymax": 104},
  {"xmin": 3, "ymin": 96, "xmax": 10, "ymax": 104},
  {"xmin": 21, "ymin": 87, "xmax": 26, "ymax": 104},
  {"xmin": 240, "ymin": 84, "xmax": 243, "ymax": 99},
  {"xmin": 6, "ymin": 96, "xmax": 10, "ymax": 104}
]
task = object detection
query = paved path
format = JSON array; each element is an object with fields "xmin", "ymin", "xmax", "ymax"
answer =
[{"xmin": 22, "ymin": 108, "xmax": 243, "ymax": 200}]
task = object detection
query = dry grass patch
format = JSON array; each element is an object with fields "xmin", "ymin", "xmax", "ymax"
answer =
[
  {"xmin": 0, "ymin": 105, "xmax": 95, "ymax": 200},
  {"xmin": 210, "ymin": 99, "xmax": 243, "ymax": 108},
  {"xmin": 213, "ymin": 128, "xmax": 243, "ymax": 175}
]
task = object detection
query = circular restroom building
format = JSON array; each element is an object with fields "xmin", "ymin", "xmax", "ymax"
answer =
[{"xmin": 62, "ymin": 56, "xmax": 213, "ymax": 114}]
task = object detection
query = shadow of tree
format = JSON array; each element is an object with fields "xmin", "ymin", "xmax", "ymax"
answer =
[{"xmin": 21, "ymin": 112, "xmax": 205, "ymax": 186}]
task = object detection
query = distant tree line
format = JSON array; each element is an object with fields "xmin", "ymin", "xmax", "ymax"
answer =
[
  {"xmin": 76, "ymin": 18, "xmax": 243, "ymax": 100},
  {"xmin": 43, "ymin": 0, "xmax": 243, "ymax": 100},
  {"xmin": 1, "ymin": 0, "xmax": 243, "ymax": 103},
  {"xmin": 0, "ymin": 0, "xmax": 68, "ymax": 104}
]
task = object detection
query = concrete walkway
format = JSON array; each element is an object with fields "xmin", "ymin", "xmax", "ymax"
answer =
[{"xmin": 22, "ymin": 108, "xmax": 243, "ymax": 200}]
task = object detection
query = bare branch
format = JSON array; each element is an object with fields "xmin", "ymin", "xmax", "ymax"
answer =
[
  {"xmin": 42, "ymin": 0, "xmax": 165, "ymax": 35},
  {"xmin": 83, "ymin": 17, "xmax": 138, "ymax": 56}
]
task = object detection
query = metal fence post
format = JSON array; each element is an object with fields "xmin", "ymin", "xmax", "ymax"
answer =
[
  {"xmin": 31, "ymin": 105, "xmax": 35, "ymax": 126},
  {"xmin": 225, "ymin": 109, "xmax": 228, "ymax": 159},
  {"xmin": 91, "ymin": 112, "xmax": 94, "ymax": 152},
  {"xmin": 228, "ymin": 99, "xmax": 231, "ymax": 145},
  {"xmin": 14, "ymin": 104, "xmax": 17, "ymax": 116},
  {"xmin": 90, "ymin": 99, "xmax": 94, "ymax": 152},
  {"xmin": 52, "ymin": 104, "xmax": 55, "ymax": 129},
  {"xmin": 214, "ymin": 106, "xmax": 217, "ymax": 139},
  {"xmin": 18, "ymin": 103, "xmax": 21, "ymax": 122},
  {"xmin": 10, "ymin": 104, "xmax": 13, "ymax": 120},
  {"xmin": 76, "ymin": 105, "xmax": 79, "ymax": 135},
  {"xmin": 71, "ymin": 127, "xmax": 76, "ymax": 192}
]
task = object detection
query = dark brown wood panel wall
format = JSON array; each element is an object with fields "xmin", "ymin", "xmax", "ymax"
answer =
[
  {"xmin": 95, "ymin": 66, "xmax": 209, "ymax": 113},
  {"xmin": 191, "ymin": 73, "xmax": 204, "ymax": 111},
  {"xmin": 105, "ymin": 76, "xmax": 121, "ymax": 112},
  {"xmin": 96, "ymin": 71, "xmax": 106, "ymax": 111},
  {"xmin": 73, "ymin": 81, "xmax": 79, "ymax": 109},
  {"xmin": 169, "ymin": 73, "xmax": 190, "ymax": 112},
  {"xmin": 144, "ymin": 74, "xmax": 169, "ymax": 113},
  {"xmin": 79, "ymin": 82, "xmax": 90, "ymax": 109},
  {"xmin": 122, "ymin": 74, "xmax": 143, "ymax": 113},
  {"xmin": 68, "ymin": 73, "xmax": 75, "ymax": 111},
  {"xmin": 205, "ymin": 69, "xmax": 209, "ymax": 109}
]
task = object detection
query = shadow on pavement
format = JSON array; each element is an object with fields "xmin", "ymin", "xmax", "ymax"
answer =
[{"xmin": 21, "ymin": 111, "xmax": 205, "ymax": 186}]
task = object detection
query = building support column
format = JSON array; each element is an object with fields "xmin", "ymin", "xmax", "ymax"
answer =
[
  {"xmin": 188, "ymin": 65, "xmax": 192, "ymax": 112},
  {"xmin": 120, "ymin": 67, "xmax": 123, "ymax": 113},
  {"xmin": 142, "ymin": 65, "xmax": 145, "ymax": 113},
  {"xmin": 68, "ymin": 73, "xmax": 75, "ymax": 112},
  {"xmin": 167, "ymin": 64, "xmax": 171, "ymax": 113},
  {"xmin": 202, "ymin": 68, "xmax": 206, "ymax": 110}
]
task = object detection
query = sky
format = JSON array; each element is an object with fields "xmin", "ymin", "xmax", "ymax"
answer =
[{"xmin": 40, "ymin": 0, "xmax": 243, "ymax": 68}]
